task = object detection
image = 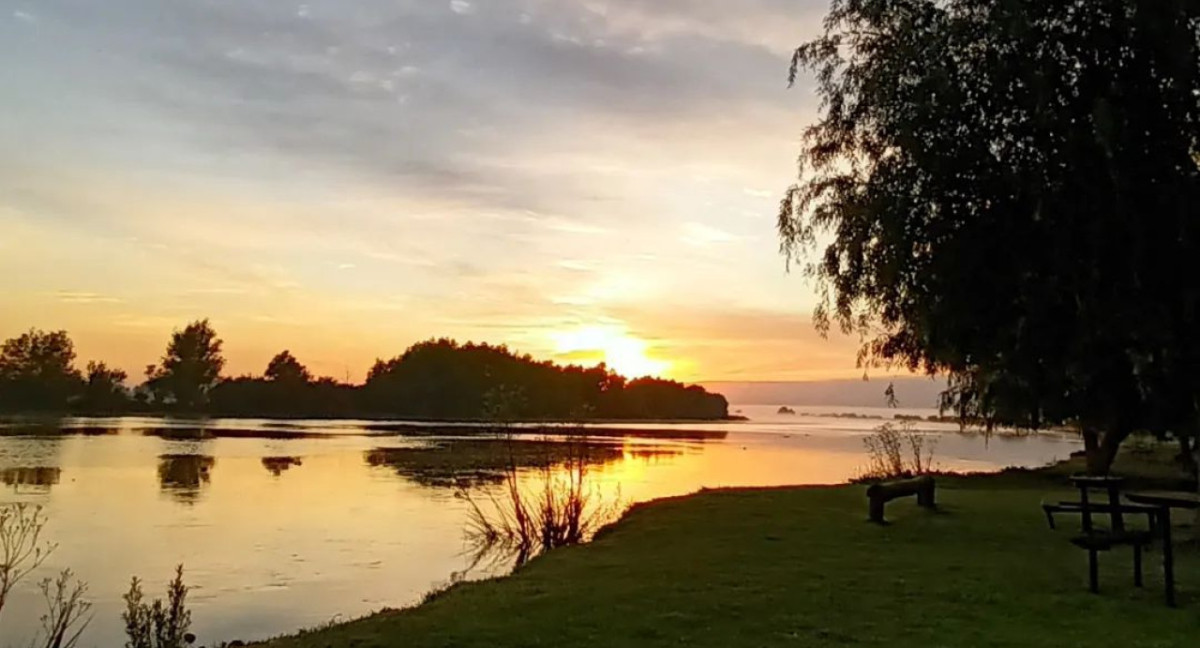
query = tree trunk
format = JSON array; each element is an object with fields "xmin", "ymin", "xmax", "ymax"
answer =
[
  {"xmin": 1192, "ymin": 437, "xmax": 1200, "ymax": 542},
  {"xmin": 1082, "ymin": 427, "xmax": 1121, "ymax": 475},
  {"xmin": 1180, "ymin": 434, "xmax": 1198, "ymax": 476}
]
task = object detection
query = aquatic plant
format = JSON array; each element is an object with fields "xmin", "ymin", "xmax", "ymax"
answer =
[
  {"xmin": 860, "ymin": 421, "xmax": 937, "ymax": 481},
  {"xmin": 459, "ymin": 433, "xmax": 625, "ymax": 567},
  {"xmin": 31, "ymin": 569, "xmax": 93, "ymax": 648},
  {"xmin": 122, "ymin": 565, "xmax": 194, "ymax": 648},
  {"xmin": 0, "ymin": 503, "xmax": 56, "ymax": 618}
]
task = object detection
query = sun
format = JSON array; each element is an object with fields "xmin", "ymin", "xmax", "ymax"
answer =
[{"xmin": 552, "ymin": 326, "xmax": 670, "ymax": 379}]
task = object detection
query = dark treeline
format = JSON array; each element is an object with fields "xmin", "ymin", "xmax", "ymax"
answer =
[{"xmin": 0, "ymin": 322, "xmax": 729, "ymax": 420}]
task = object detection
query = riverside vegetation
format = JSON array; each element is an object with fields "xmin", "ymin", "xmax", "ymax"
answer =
[
  {"xmin": 0, "ymin": 504, "xmax": 210, "ymax": 648},
  {"xmin": 0, "ymin": 324, "xmax": 728, "ymax": 420}
]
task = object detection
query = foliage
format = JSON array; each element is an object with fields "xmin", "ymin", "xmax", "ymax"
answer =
[
  {"xmin": 0, "ymin": 325, "xmax": 728, "ymax": 420},
  {"xmin": 264, "ymin": 350, "xmax": 312, "ymax": 384},
  {"xmin": 459, "ymin": 435, "xmax": 626, "ymax": 567},
  {"xmin": 0, "ymin": 329, "xmax": 84, "ymax": 411},
  {"xmin": 145, "ymin": 320, "xmax": 225, "ymax": 411},
  {"xmin": 0, "ymin": 503, "xmax": 56, "ymax": 618},
  {"xmin": 780, "ymin": 0, "xmax": 1200, "ymax": 473},
  {"xmin": 79, "ymin": 361, "xmax": 132, "ymax": 413},
  {"xmin": 859, "ymin": 421, "xmax": 936, "ymax": 480},
  {"xmin": 31, "ymin": 569, "xmax": 93, "ymax": 648},
  {"xmin": 213, "ymin": 340, "xmax": 726, "ymax": 420},
  {"xmin": 363, "ymin": 339, "xmax": 727, "ymax": 420},
  {"xmin": 122, "ymin": 565, "xmax": 194, "ymax": 648},
  {"xmin": 210, "ymin": 359, "xmax": 356, "ymax": 418},
  {"xmin": 211, "ymin": 376, "xmax": 356, "ymax": 418}
]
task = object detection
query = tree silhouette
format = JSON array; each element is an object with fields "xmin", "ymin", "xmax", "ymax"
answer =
[
  {"xmin": 0, "ymin": 329, "xmax": 83, "ymax": 412},
  {"xmin": 781, "ymin": 0, "xmax": 1200, "ymax": 473},
  {"xmin": 0, "ymin": 323, "xmax": 727, "ymax": 420},
  {"xmin": 362, "ymin": 339, "xmax": 726, "ymax": 420},
  {"xmin": 264, "ymin": 350, "xmax": 311, "ymax": 385},
  {"xmin": 79, "ymin": 361, "xmax": 130, "ymax": 413},
  {"xmin": 145, "ymin": 320, "xmax": 225, "ymax": 412}
]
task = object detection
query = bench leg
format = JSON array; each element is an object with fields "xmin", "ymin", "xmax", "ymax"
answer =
[
  {"xmin": 1088, "ymin": 549, "xmax": 1100, "ymax": 594},
  {"xmin": 917, "ymin": 485, "xmax": 935, "ymax": 509},
  {"xmin": 1162, "ymin": 509, "xmax": 1176, "ymax": 607},
  {"xmin": 869, "ymin": 497, "xmax": 885, "ymax": 524},
  {"xmin": 1133, "ymin": 544, "xmax": 1143, "ymax": 588}
]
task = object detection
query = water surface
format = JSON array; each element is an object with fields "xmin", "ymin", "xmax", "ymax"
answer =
[{"xmin": 0, "ymin": 406, "xmax": 1079, "ymax": 645}]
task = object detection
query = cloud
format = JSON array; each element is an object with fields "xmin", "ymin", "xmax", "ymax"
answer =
[
  {"xmin": 682, "ymin": 222, "xmax": 740, "ymax": 246},
  {"xmin": 52, "ymin": 291, "xmax": 124, "ymax": 305},
  {"xmin": 0, "ymin": 0, "xmax": 837, "ymax": 381},
  {"xmin": 9, "ymin": 1, "xmax": 797, "ymax": 217}
]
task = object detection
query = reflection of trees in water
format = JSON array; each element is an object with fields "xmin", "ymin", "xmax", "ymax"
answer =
[
  {"xmin": 1, "ymin": 466, "xmax": 62, "ymax": 492},
  {"xmin": 261, "ymin": 456, "xmax": 303, "ymax": 476},
  {"xmin": 157, "ymin": 455, "xmax": 215, "ymax": 503},
  {"xmin": 0, "ymin": 433, "xmax": 65, "ymax": 493},
  {"xmin": 364, "ymin": 438, "xmax": 681, "ymax": 489}
]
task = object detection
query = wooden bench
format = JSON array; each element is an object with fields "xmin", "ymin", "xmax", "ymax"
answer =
[{"xmin": 866, "ymin": 476, "xmax": 936, "ymax": 523}]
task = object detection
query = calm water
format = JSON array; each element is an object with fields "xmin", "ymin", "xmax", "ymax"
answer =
[{"xmin": 0, "ymin": 405, "xmax": 1079, "ymax": 645}]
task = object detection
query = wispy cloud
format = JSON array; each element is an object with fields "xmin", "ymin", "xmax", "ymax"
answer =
[
  {"xmin": 0, "ymin": 1, "xmax": 848, "ymax": 381},
  {"xmin": 52, "ymin": 291, "xmax": 124, "ymax": 305}
]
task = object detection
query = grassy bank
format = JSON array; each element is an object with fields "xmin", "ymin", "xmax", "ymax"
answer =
[{"xmin": 264, "ymin": 471, "xmax": 1200, "ymax": 648}]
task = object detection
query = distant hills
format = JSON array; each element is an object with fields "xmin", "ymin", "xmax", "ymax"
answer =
[{"xmin": 702, "ymin": 376, "xmax": 944, "ymax": 409}]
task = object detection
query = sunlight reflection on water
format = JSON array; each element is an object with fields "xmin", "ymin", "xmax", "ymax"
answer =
[{"xmin": 0, "ymin": 406, "xmax": 1079, "ymax": 645}]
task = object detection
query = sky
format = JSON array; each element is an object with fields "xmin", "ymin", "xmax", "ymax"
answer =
[{"xmin": 0, "ymin": 0, "xmax": 872, "ymax": 384}]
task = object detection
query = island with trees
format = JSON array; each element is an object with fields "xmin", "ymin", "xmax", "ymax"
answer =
[{"xmin": 0, "ymin": 322, "xmax": 729, "ymax": 421}]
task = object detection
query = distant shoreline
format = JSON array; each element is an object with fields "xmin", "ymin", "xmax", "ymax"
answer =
[
  {"xmin": 0, "ymin": 414, "xmax": 736, "ymax": 441},
  {"xmin": 0, "ymin": 412, "xmax": 742, "ymax": 425}
]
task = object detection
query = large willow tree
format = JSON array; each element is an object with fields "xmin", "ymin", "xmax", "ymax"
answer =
[{"xmin": 780, "ymin": 0, "xmax": 1200, "ymax": 473}]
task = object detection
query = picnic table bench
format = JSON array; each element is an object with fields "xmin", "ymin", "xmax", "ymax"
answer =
[
  {"xmin": 1045, "ymin": 475, "xmax": 1192, "ymax": 606},
  {"xmin": 1125, "ymin": 490, "xmax": 1200, "ymax": 607}
]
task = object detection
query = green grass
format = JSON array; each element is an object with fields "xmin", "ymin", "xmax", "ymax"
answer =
[
  {"xmin": 1038, "ymin": 439, "xmax": 1196, "ymax": 490},
  {"xmin": 264, "ymin": 473, "xmax": 1200, "ymax": 648}
]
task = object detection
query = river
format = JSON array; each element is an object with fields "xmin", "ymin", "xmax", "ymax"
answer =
[{"xmin": 0, "ymin": 405, "xmax": 1079, "ymax": 645}]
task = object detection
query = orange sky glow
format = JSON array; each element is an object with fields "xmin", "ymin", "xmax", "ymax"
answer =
[{"xmin": 0, "ymin": 1, "xmax": 881, "ymax": 384}]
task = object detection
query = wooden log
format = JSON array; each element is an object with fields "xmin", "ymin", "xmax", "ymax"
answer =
[
  {"xmin": 866, "ymin": 476, "xmax": 936, "ymax": 523},
  {"xmin": 917, "ymin": 478, "xmax": 936, "ymax": 509},
  {"xmin": 866, "ymin": 476, "xmax": 935, "ymax": 503},
  {"xmin": 869, "ymin": 495, "xmax": 885, "ymax": 524}
]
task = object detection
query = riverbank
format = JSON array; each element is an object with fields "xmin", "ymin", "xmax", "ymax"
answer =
[{"xmin": 260, "ymin": 468, "xmax": 1200, "ymax": 648}]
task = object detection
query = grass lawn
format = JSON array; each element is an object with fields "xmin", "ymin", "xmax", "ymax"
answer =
[{"xmin": 263, "ymin": 472, "xmax": 1200, "ymax": 648}]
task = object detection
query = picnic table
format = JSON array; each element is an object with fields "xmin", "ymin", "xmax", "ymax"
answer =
[
  {"xmin": 1044, "ymin": 476, "xmax": 1164, "ymax": 602},
  {"xmin": 1069, "ymin": 475, "xmax": 1129, "ymax": 529},
  {"xmin": 1125, "ymin": 490, "xmax": 1200, "ymax": 607}
]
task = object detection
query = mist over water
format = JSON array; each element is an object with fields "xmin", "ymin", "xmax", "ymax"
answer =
[{"xmin": 0, "ymin": 406, "xmax": 1079, "ymax": 645}]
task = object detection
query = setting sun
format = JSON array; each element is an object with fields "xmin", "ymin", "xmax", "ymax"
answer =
[{"xmin": 552, "ymin": 326, "xmax": 671, "ymax": 379}]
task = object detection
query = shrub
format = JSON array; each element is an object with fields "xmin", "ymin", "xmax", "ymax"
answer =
[
  {"xmin": 861, "ymin": 421, "xmax": 937, "ymax": 481},
  {"xmin": 0, "ymin": 503, "xmax": 56, "ymax": 617},
  {"xmin": 459, "ymin": 434, "xmax": 625, "ymax": 567},
  {"xmin": 122, "ymin": 565, "xmax": 194, "ymax": 648},
  {"xmin": 32, "ymin": 569, "xmax": 93, "ymax": 648}
]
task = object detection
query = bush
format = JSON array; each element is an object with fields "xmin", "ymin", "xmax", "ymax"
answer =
[
  {"xmin": 122, "ymin": 565, "xmax": 194, "ymax": 648},
  {"xmin": 459, "ymin": 434, "xmax": 625, "ymax": 567},
  {"xmin": 860, "ymin": 421, "xmax": 936, "ymax": 481}
]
